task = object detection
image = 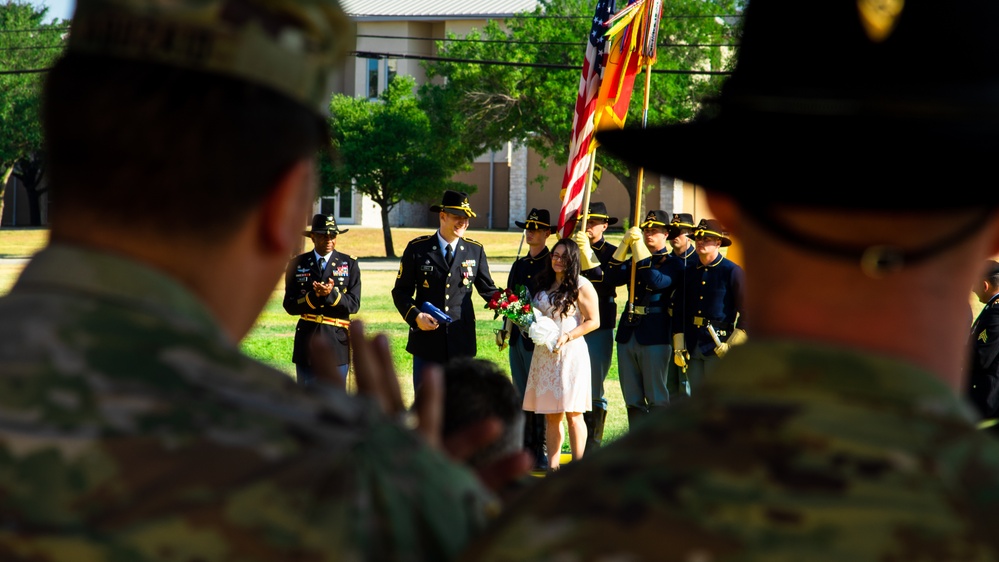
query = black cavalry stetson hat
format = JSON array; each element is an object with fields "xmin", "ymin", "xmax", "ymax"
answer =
[
  {"xmin": 430, "ymin": 190, "xmax": 477, "ymax": 217},
  {"xmin": 597, "ymin": 0, "xmax": 999, "ymax": 209},
  {"xmin": 693, "ymin": 218, "xmax": 733, "ymax": 247},
  {"xmin": 667, "ymin": 212, "xmax": 696, "ymax": 238},
  {"xmin": 579, "ymin": 202, "xmax": 619, "ymax": 225},
  {"xmin": 639, "ymin": 210, "xmax": 671, "ymax": 229},
  {"xmin": 303, "ymin": 214, "xmax": 348, "ymax": 236},
  {"xmin": 515, "ymin": 208, "xmax": 558, "ymax": 233}
]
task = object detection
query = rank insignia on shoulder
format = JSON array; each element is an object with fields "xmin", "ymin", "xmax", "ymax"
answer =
[
  {"xmin": 423, "ymin": 280, "xmax": 430, "ymax": 288},
  {"xmin": 980, "ymin": 329, "xmax": 989, "ymax": 344}
]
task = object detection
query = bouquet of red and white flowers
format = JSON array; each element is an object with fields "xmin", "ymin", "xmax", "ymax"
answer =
[
  {"xmin": 487, "ymin": 285, "xmax": 561, "ymax": 351},
  {"xmin": 487, "ymin": 285, "xmax": 534, "ymax": 330}
]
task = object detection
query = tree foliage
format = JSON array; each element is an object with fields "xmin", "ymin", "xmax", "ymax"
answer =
[
  {"xmin": 327, "ymin": 75, "xmax": 473, "ymax": 257},
  {"xmin": 422, "ymin": 0, "xmax": 740, "ymax": 214},
  {"xmin": 0, "ymin": 2, "xmax": 66, "ymax": 226}
]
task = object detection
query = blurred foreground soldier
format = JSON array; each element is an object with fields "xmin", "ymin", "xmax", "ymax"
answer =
[
  {"xmin": 443, "ymin": 358, "xmax": 526, "ymax": 500},
  {"xmin": 284, "ymin": 214, "xmax": 360, "ymax": 386},
  {"xmin": 0, "ymin": 0, "xmax": 500, "ymax": 559},
  {"xmin": 505, "ymin": 208, "xmax": 556, "ymax": 470},
  {"xmin": 671, "ymin": 219, "xmax": 747, "ymax": 393},
  {"xmin": 967, "ymin": 260, "xmax": 999, "ymax": 426},
  {"xmin": 464, "ymin": 0, "xmax": 999, "ymax": 559},
  {"xmin": 606, "ymin": 210, "xmax": 675, "ymax": 427},
  {"xmin": 572, "ymin": 202, "xmax": 619, "ymax": 450},
  {"xmin": 393, "ymin": 190, "xmax": 499, "ymax": 389}
]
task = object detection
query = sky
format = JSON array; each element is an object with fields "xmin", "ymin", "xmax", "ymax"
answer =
[{"xmin": 29, "ymin": 0, "xmax": 75, "ymax": 22}]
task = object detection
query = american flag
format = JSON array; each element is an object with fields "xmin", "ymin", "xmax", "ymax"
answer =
[{"xmin": 557, "ymin": 0, "xmax": 614, "ymax": 238}]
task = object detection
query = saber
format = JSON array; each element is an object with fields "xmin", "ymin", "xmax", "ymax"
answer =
[{"xmin": 706, "ymin": 323, "xmax": 723, "ymax": 348}]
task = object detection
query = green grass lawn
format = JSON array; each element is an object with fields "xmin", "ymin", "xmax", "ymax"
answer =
[
  {"xmin": 241, "ymin": 268, "xmax": 631, "ymax": 449},
  {"xmin": 0, "ymin": 226, "xmax": 631, "ymax": 448}
]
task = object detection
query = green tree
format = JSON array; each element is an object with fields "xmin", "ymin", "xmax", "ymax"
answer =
[
  {"xmin": 0, "ymin": 2, "xmax": 66, "ymax": 226},
  {"xmin": 328, "ymin": 75, "xmax": 473, "ymax": 258},
  {"xmin": 422, "ymin": 0, "xmax": 740, "ymax": 216}
]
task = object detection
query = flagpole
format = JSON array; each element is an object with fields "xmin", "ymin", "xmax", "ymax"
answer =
[
  {"xmin": 578, "ymin": 150, "xmax": 598, "ymax": 234},
  {"xmin": 627, "ymin": 62, "xmax": 655, "ymax": 322}
]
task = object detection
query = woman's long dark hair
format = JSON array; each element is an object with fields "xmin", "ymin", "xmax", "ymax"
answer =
[{"xmin": 537, "ymin": 239, "xmax": 581, "ymax": 318}]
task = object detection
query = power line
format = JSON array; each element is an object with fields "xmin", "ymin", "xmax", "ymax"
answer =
[
  {"xmin": 0, "ymin": 68, "xmax": 49, "ymax": 75},
  {"xmin": 357, "ymin": 33, "xmax": 737, "ymax": 48},
  {"xmin": 351, "ymin": 50, "xmax": 731, "ymax": 76},
  {"xmin": 0, "ymin": 14, "xmax": 740, "ymax": 34},
  {"xmin": 0, "ymin": 27, "xmax": 70, "ymax": 33},
  {"xmin": 0, "ymin": 45, "xmax": 64, "ymax": 51}
]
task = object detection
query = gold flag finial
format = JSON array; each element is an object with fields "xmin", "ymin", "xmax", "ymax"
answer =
[{"xmin": 857, "ymin": 0, "xmax": 905, "ymax": 42}]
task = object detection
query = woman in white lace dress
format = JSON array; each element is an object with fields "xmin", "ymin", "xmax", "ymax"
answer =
[{"xmin": 523, "ymin": 238, "xmax": 600, "ymax": 471}]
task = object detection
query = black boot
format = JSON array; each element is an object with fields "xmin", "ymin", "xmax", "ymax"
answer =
[
  {"xmin": 524, "ymin": 412, "xmax": 548, "ymax": 471},
  {"xmin": 533, "ymin": 413, "xmax": 548, "ymax": 470},
  {"xmin": 626, "ymin": 406, "xmax": 646, "ymax": 430},
  {"xmin": 582, "ymin": 411, "xmax": 595, "ymax": 454},
  {"xmin": 585, "ymin": 406, "xmax": 606, "ymax": 452}
]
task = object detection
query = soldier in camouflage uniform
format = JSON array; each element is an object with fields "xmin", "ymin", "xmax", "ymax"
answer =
[
  {"xmin": 462, "ymin": 0, "xmax": 999, "ymax": 559},
  {"xmin": 0, "ymin": 0, "xmax": 500, "ymax": 559}
]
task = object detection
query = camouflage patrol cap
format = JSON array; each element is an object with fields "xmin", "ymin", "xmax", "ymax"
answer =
[{"xmin": 68, "ymin": 0, "xmax": 354, "ymax": 115}]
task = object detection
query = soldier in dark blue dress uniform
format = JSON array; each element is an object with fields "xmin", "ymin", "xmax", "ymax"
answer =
[
  {"xmin": 505, "ymin": 208, "xmax": 556, "ymax": 469},
  {"xmin": 671, "ymin": 219, "xmax": 746, "ymax": 392},
  {"xmin": 283, "ymin": 214, "xmax": 361, "ymax": 387},
  {"xmin": 571, "ymin": 202, "xmax": 619, "ymax": 449},
  {"xmin": 967, "ymin": 260, "xmax": 999, "ymax": 429},
  {"xmin": 663, "ymin": 212, "xmax": 699, "ymax": 397},
  {"xmin": 606, "ymin": 210, "xmax": 675, "ymax": 428},
  {"xmin": 392, "ymin": 190, "xmax": 499, "ymax": 389}
]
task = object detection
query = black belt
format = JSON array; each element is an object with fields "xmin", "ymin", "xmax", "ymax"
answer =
[
  {"xmin": 691, "ymin": 316, "xmax": 733, "ymax": 332},
  {"xmin": 633, "ymin": 306, "xmax": 664, "ymax": 315}
]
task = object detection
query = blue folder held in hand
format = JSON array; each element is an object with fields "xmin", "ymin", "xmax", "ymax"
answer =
[{"xmin": 420, "ymin": 301, "xmax": 453, "ymax": 324}]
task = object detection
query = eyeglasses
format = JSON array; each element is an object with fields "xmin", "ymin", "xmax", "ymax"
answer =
[{"xmin": 551, "ymin": 253, "xmax": 567, "ymax": 262}]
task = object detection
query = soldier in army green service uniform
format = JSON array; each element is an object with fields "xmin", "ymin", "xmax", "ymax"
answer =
[
  {"xmin": 967, "ymin": 260, "xmax": 999, "ymax": 427},
  {"xmin": 392, "ymin": 190, "xmax": 500, "ymax": 389},
  {"xmin": 0, "ymin": 0, "xmax": 500, "ymax": 560},
  {"xmin": 284, "ymin": 214, "xmax": 361, "ymax": 386},
  {"xmin": 463, "ymin": 0, "xmax": 999, "ymax": 560}
]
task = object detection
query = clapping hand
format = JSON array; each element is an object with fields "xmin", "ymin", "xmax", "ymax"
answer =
[
  {"xmin": 313, "ymin": 279, "xmax": 334, "ymax": 297},
  {"xmin": 347, "ymin": 320, "xmax": 531, "ymax": 492}
]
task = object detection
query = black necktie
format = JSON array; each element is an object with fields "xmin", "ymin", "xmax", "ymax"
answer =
[
  {"xmin": 318, "ymin": 257, "xmax": 326, "ymax": 275},
  {"xmin": 445, "ymin": 245, "xmax": 454, "ymax": 267}
]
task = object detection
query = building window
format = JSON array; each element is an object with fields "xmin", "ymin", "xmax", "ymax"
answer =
[
  {"xmin": 320, "ymin": 188, "xmax": 353, "ymax": 222},
  {"xmin": 338, "ymin": 188, "xmax": 353, "ymax": 219},
  {"xmin": 386, "ymin": 59, "xmax": 397, "ymax": 88},
  {"xmin": 366, "ymin": 58, "xmax": 379, "ymax": 99},
  {"xmin": 364, "ymin": 58, "xmax": 398, "ymax": 99}
]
